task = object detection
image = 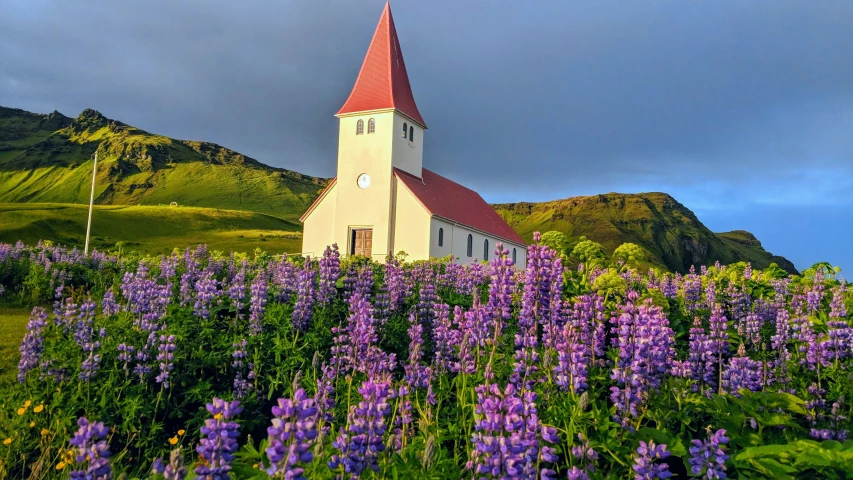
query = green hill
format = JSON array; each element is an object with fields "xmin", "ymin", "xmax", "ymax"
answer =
[
  {"xmin": 0, "ymin": 203, "xmax": 302, "ymax": 255},
  {"xmin": 1, "ymin": 106, "xmax": 796, "ymax": 272},
  {"xmin": 0, "ymin": 106, "xmax": 327, "ymax": 220},
  {"xmin": 492, "ymin": 193, "xmax": 797, "ymax": 274}
]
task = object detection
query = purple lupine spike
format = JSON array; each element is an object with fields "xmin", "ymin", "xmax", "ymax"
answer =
[
  {"xmin": 432, "ymin": 303, "xmax": 456, "ymax": 373},
  {"xmin": 404, "ymin": 312, "xmax": 431, "ymax": 388},
  {"xmin": 231, "ymin": 339, "xmax": 254, "ymax": 399},
  {"xmin": 317, "ymin": 244, "xmax": 341, "ymax": 306},
  {"xmin": 195, "ymin": 398, "xmax": 242, "ymax": 480},
  {"xmin": 69, "ymin": 417, "xmax": 112, "ymax": 480},
  {"xmin": 682, "ymin": 273, "xmax": 702, "ymax": 313},
  {"xmin": 117, "ymin": 343, "xmax": 136, "ymax": 376},
  {"xmin": 226, "ymin": 265, "xmax": 247, "ymax": 317},
  {"xmin": 467, "ymin": 382, "xmax": 559, "ymax": 479},
  {"xmin": 155, "ymin": 334, "xmax": 177, "ymax": 389},
  {"xmin": 163, "ymin": 449, "xmax": 187, "ymax": 480},
  {"xmin": 554, "ymin": 319, "xmax": 589, "ymax": 394},
  {"xmin": 689, "ymin": 429, "xmax": 729, "ymax": 479},
  {"xmin": 384, "ymin": 258, "xmax": 409, "ymax": 311},
  {"xmin": 101, "ymin": 288, "xmax": 119, "ymax": 316},
  {"xmin": 610, "ymin": 296, "xmax": 675, "ymax": 430},
  {"xmin": 354, "ymin": 264, "xmax": 374, "ymax": 300},
  {"xmin": 248, "ymin": 273, "xmax": 268, "ymax": 336},
  {"xmin": 292, "ymin": 260, "xmax": 316, "ymax": 332},
  {"xmin": 487, "ymin": 243, "xmax": 515, "ymax": 324},
  {"xmin": 329, "ymin": 380, "xmax": 392, "ymax": 477},
  {"xmin": 78, "ymin": 298, "xmax": 101, "ymax": 382},
  {"xmin": 722, "ymin": 345, "xmax": 763, "ymax": 397},
  {"xmin": 265, "ymin": 389, "xmax": 318, "ymax": 479},
  {"xmin": 193, "ymin": 270, "xmax": 220, "ymax": 320},
  {"xmin": 17, "ymin": 306, "xmax": 49, "ymax": 383},
  {"xmin": 687, "ymin": 317, "xmax": 714, "ymax": 393},
  {"xmin": 633, "ymin": 440, "xmax": 671, "ymax": 479}
]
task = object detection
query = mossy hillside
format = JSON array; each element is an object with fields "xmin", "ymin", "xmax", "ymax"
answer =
[
  {"xmin": 0, "ymin": 106, "xmax": 327, "ymax": 219},
  {"xmin": 0, "ymin": 203, "xmax": 302, "ymax": 255},
  {"xmin": 493, "ymin": 192, "xmax": 797, "ymax": 274}
]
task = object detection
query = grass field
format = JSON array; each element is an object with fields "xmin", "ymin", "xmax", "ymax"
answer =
[
  {"xmin": 0, "ymin": 202, "xmax": 304, "ymax": 255},
  {"xmin": 0, "ymin": 307, "xmax": 29, "ymax": 385}
]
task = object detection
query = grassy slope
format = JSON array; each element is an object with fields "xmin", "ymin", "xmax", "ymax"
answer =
[
  {"xmin": 0, "ymin": 203, "xmax": 303, "ymax": 255},
  {"xmin": 0, "ymin": 308, "xmax": 29, "ymax": 385},
  {"xmin": 0, "ymin": 106, "xmax": 327, "ymax": 220},
  {"xmin": 493, "ymin": 192, "xmax": 798, "ymax": 273}
]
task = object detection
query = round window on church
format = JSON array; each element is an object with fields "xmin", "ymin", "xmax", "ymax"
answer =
[{"xmin": 357, "ymin": 173, "xmax": 371, "ymax": 189}]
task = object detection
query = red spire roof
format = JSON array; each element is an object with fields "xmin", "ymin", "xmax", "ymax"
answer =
[
  {"xmin": 337, "ymin": 3, "xmax": 426, "ymax": 127},
  {"xmin": 394, "ymin": 168, "xmax": 526, "ymax": 245}
]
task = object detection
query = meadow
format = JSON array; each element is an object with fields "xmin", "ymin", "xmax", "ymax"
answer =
[
  {"xmin": 0, "ymin": 203, "xmax": 302, "ymax": 256},
  {"xmin": 0, "ymin": 237, "xmax": 851, "ymax": 479}
]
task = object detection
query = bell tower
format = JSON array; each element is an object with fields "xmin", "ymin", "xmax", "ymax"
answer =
[{"xmin": 331, "ymin": 2, "xmax": 427, "ymax": 258}]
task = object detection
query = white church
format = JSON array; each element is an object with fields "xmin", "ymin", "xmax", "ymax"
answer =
[{"xmin": 300, "ymin": 3, "xmax": 527, "ymax": 268}]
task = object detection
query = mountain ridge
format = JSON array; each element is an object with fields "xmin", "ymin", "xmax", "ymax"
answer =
[
  {"xmin": 1, "ymin": 105, "xmax": 796, "ymax": 273},
  {"xmin": 492, "ymin": 192, "xmax": 798, "ymax": 274}
]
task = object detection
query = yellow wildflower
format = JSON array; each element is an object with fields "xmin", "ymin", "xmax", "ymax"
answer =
[
  {"xmin": 29, "ymin": 422, "xmax": 35, "ymax": 428},
  {"xmin": 23, "ymin": 400, "xmax": 31, "ymax": 408},
  {"xmin": 56, "ymin": 461, "xmax": 66, "ymax": 470},
  {"xmin": 214, "ymin": 413, "xmax": 223, "ymax": 420},
  {"xmin": 34, "ymin": 404, "xmax": 44, "ymax": 413},
  {"xmin": 16, "ymin": 407, "xmax": 26, "ymax": 416},
  {"xmin": 40, "ymin": 429, "xmax": 49, "ymax": 436},
  {"xmin": 178, "ymin": 429, "xmax": 186, "ymax": 436},
  {"xmin": 168, "ymin": 436, "xmax": 178, "ymax": 445},
  {"xmin": 3, "ymin": 438, "xmax": 11, "ymax": 445}
]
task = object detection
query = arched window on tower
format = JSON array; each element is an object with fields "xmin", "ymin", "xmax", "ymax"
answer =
[
  {"xmin": 367, "ymin": 118, "xmax": 375, "ymax": 134},
  {"xmin": 512, "ymin": 248, "xmax": 517, "ymax": 265},
  {"xmin": 402, "ymin": 122, "xmax": 408, "ymax": 139},
  {"xmin": 484, "ymin": 239, "xmax": 489, "ymax": 261},
  {"xmin": 409, "ymin": 126, "xmax": 414, "ymax": 143},
  {"xmin": 466, "ymin": 234, "xmax": 473, "ymax": 257},
  {"xmin": 356, "ymin": 119, "xmax": 364, "ymax": 135},
  {"xmin": 438, "ymin": 228, "xmax": 444, "ymax": 247}
]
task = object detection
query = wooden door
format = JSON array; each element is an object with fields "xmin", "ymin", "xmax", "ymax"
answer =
[{"xmin": 351, "ymin": 229, "xmax": 373, "ymax": 257}]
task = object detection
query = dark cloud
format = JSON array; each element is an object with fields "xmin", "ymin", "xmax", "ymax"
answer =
[{"xmin": 2, "ymin": 0, "xmax": 851, "ymax": 271}]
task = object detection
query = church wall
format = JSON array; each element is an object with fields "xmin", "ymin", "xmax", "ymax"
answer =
[
  {"xmin": 301, "ymin": 183, "xmax": 338, "ymax": 258},
  {"xmin": 334, "ymin": 112, "xmax": 398, "ymax": 260},
  {"xmin": 391, "ymin": 179, "xmax": 431, "ymax": 260},
  {"xmin": 390, "ymin": 113, "xmax": 424, "ymax": 177},
  {"xmin": 429, "ymin": 217, "xmax": 527, "ymax": 269}
]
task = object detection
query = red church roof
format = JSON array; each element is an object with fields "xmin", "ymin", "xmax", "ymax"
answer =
[
  {"xmin": 337, "ymin": 3, "xmax": 426, "ymax": 128},
  {"xmin": 394, "ymin": 168, "xmax": 526, "ymax": 245}
]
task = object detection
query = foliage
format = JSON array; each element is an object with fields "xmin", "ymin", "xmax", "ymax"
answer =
[{"xmin": 0, "ymin": 237, "xmax": 850, "ymax": 479}]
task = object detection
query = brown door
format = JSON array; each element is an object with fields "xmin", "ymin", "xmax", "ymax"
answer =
[{"xmin": 351, "ymin": 228, "xmax": 373, "ymax": 257}]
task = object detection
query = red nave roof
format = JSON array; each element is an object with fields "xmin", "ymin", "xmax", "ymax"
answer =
[
  {"xmin": 395, "ymin": 168, "xmax": 526, "ymax": 245},
  {"xmin": 337, "ymin": 3, "xmax": 426, "ymax": 127}
]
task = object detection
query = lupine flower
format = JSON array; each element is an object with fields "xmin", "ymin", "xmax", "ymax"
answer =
[
  {"xmin": 17, "ymin": 306, "xmax": 49, "ymax": 383},
  {"xmin": 195, "ymin": 398, "xmax": 242, "ymax": 480},
  {"xmin": 467, "ymin": 382, "xmax": 559, "ymax": 479},
  {"xmin": 101, "ymin": 288, "xmax": 119, "ymax": 316},
  {"xmin": 226, "ymin": 265, "xmax": 246, "ymax": 316},
  {"xmin": 689, "ymin": 429, "xmax": 729, "ymax": 479},
  {"xmin": 354, "ymin": 265, "xmax": 374, "ymax": 300},
  {"xmin": 330, "ymin": 380, "xmax": 392, "ymax": 476},
  {"xmin": 231, "ymin": 340, "xmax": 254, "ymax": 399},
  {"xmin": 292, "ymin": 261, "xmax": 316, "ymax": 332},
  {"xmin": 317, "ymin": 244, "xmax": 341, "ymax": 306},
  {"xmin": 156, "ymin": 334, "xmax": 177, "ymax": 389},
  {"xmin": 265, "ymin": 389, "xmax": 318, "ymax": 479},
  {"xmin": 248, "ymin": 273, "xmax": 268, "ymax": 335},
  {"xmin": 164, "ymin": 448, "xmax": 188, "ymax": 480},
  {"xmin": 116, "ymin": 343, "xmax": 136, "ymax": 376},
  {"xmin": 487, "ymin": 243, "xmax": 515, "ymax": 322},
  {"xmin": 78, "ymin": 298, "xmax": 101, "ymax": 382},
  {"xmin": 404, "ymin": 312, "xmax": 431, "ymax": 388},
  {"xmin": 193, "ymin": 270, "xmax": 220, "ymax": 320},
  {"xmin": 633, "ymin": 440, "xmax": 671, "ymax": 479},
  {"xmin": 69, "ymin": 417, "xmax": 112, "ymax": 480}
]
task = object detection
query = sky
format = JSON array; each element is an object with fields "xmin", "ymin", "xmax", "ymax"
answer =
[{"xmin": 1, "ymin": 0, "xmax": 851, "ymax": 274}]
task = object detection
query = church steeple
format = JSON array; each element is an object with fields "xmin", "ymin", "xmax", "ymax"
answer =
[{"xmin": 337, "ymin": 3, "xmax": 426, "ymax": 128}]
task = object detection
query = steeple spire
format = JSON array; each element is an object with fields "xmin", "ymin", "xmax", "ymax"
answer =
[{"xmin": 337, "ymin": 3, "xmax": 426, "ymax": 127}]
